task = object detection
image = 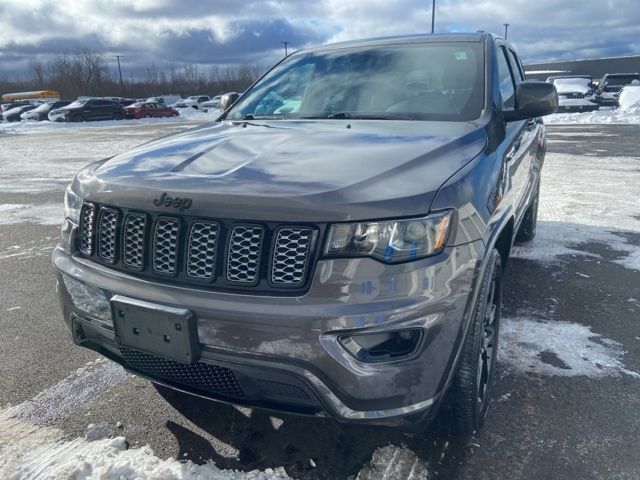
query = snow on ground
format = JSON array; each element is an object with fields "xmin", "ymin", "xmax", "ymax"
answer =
[
  {"xmin": 0, "ymin": 359, "xmax": 290, "ymax": 480},
  {"xmin": 0, "ymin": 203, "xmax": 62, "ymax": 225},
  {"xmin": 500, "ymin": 314, "xmax": 640, "ymax": 379},
  {"xmin": 0, "ymin": 108, "xmax": 217, "ymax": 136},
  {"xmin": 511, "ymin": 152, "xmax": 640, "ymax": 271},
  {"xmin": 0, "ymin": 236, "xmax": 57, "ymax": 260},
  {"xmin": 355, "ymin": 445, "xmax": 429, "ymax": 480}
]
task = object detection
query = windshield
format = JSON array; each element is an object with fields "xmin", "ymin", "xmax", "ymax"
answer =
[
  {"xmin": 226, "ymin": 42, "xmax": 484, "ymax": 121},
  {"xmin": 554, "ymin": 78, "xmax": 590, "ymax": 86},
  {"xmin": 64, "ymin": 100, "xmax": 87, "ymax": 109},
  {"xmin": 31, "ymin": 102, "xmax": 54, "ymax": 112},
  {"xmin": 607, "ymin": 75, "xmax": 640, "ymax": 86}
]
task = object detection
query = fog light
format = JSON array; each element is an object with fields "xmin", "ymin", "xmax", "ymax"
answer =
[{"xmin": 339, "ymin": 329, "xmax": 423, "ymax": 363}]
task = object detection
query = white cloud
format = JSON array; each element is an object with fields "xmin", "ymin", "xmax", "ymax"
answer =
[{"xmin": 0, "ymin": 0, "xmax": 638, "ymax": 75}]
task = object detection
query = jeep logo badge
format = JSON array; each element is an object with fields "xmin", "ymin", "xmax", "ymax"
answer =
[{"xmin": 152, "ymin": 192, "xmax": 192, "ymax": 212}]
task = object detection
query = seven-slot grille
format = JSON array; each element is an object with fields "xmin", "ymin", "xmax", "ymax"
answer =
[{"xmin": 77, "ymin": 203, "xmax": 318, "ymax": 292}]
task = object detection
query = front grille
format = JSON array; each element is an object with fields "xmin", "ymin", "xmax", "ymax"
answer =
[
  {"xmin": 186, "ymin": 222, "xmax": 219, "ymax": 279},
  {"xmin": 120, "ymin": 347, "xmax": 244, "ymax": 398},
  {"xmin": 97, "ymin": 208, "xmax": 119, "ymax": 262},
  {"xmin": 562, "ymin": 93, "xmax": 585, "ymax": 99},
  {"xmin": 271, "ymin": 227, "xmax": 314, "ymax": 287},
  {"xmin": 79, "ymin": 204, "xmax": 96, "ymax": 255},
  {"xmin": 152, "ymin": 218, "xmax": 180, "ymax": 274},
  {"xmin": 77, "ymin": 203, "xmax": 319, "ymax": 293},
  {"xmin": 226, "ymin": 225, "xmax": 264, "ymax": 283}
]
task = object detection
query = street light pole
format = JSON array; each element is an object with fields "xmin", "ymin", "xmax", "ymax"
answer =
[
  {"xmin": 503, "ymin": 23, "xmax": 510, "ymax": 40},
  {"xmin": 431, "ymin": 0, "xmax": 436, "ymax": 34},
  {"xmin": 281, "ymin": 41, "xmax": 289, "ymax": 57},
  {"xmin": 112, "ymin": 55, "xmax": 124, "ymax": 94}
]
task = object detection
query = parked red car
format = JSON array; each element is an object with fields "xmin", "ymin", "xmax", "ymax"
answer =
[{"xmin": 124, "ymin": 102, "xmax": 179, "ymax": 119}]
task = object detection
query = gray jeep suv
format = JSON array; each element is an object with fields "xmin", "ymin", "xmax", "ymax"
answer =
[{"xmin": 53, "ymin": 33, "xmax": 557, "ymax": 434}]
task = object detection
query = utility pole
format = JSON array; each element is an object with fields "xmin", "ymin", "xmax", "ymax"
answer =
[
  {"xmin": 431, "ymin": 0, "xmax": 436, "ymax": 34},
  {"xmin": 281, "ymin": 41, "xmax": 289, "ymax": 58},
  {"xmin": 503, "ymin": 23, "xmax": 510, "ymax": 40},
  {"xmin": 112, "ymin": 55, "xmax": 124, "ymax": 94}
]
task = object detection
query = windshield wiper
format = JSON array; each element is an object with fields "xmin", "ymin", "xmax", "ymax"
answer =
[
  {"xmin": 300, "ymin": 112, "xmax": 417, "ymax": 120},
  {"xmin": 240, "ymin": 113, "xmax": 286, "ymax": 120}
]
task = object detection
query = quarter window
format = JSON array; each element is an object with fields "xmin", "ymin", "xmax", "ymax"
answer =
[
  {"xmin": 497, "ymin": 47, "xmax": 515, "ymax": 108},
  {"xmin": 507, "ymin": 50, "xmax": 525, "ymax": 82}
]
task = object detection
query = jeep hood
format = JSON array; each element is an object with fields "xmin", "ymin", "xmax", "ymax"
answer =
[{"xmin": 78, "ymin": 120, "xmax": 486, "ymax": 222}]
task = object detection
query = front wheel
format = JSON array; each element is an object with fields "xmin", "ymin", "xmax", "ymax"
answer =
[
  {"xmin": 113, "ymin": 112, "xmax": 124, "ymax": 120},
  {"xmin": 448, "ymin": 249, "xmax": 502, "ymax": 436},
  {"xmin": 515, "ymin": 181, "xmax": 540, "ymax": 243}
]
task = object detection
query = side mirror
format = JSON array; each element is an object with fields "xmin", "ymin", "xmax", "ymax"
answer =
[
  {"xmin": 219, "ymin": 92, "xmax": 240, "ymax": 112},
  {"xmin": 504, "ymin": 81, "xmax": 558, "ymax": 122}
]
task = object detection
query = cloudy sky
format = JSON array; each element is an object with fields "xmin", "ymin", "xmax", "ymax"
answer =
[{"xmin": 1, "ymin": 0, "xmax": 639, "ymax": 79}]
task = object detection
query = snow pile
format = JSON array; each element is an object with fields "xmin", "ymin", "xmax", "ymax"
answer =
[
  {"xmin": 0, "ymin": 359, "xmax": 291, "ymax": 480},
  {"xmin": 0, "ymin": 416, "xmax": 290, "ymax": 480},
  {"xmin": 545, "ymin": 107, "xmax": 640, "ymax": 124},
  {"xmin": 618, "ymin": 86, "xmax": 640, "ymax": 110},
  {"xmin": 500, "ymin": 315, "xmax": 640, "ymax": 379}
]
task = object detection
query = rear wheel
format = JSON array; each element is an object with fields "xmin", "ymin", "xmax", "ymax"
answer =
[
  {"xmin": 448, "ymin": 249, "xmax": 502, "ymax": 436},
  {"xmin": 113, "ymin": 112, "xmax": 124, "ymax": 120},
  {"xmin": 144, "ymin": 113, "xmax": 152, "ymax": 118},
  {"xmin": 515, "ymin": 181, "xmax": 540, "ymax": 243}
]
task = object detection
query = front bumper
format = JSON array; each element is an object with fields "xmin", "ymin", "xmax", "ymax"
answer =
[
  {"xmin": 53, "ymin": 236, "xmax": 483, "ymax": 427},
  {"xmin": 557, "ymin": 98, "xmax": 599, "ymax": 112}
]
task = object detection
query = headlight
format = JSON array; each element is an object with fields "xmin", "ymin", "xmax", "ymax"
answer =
[
  {"xmin": 64, "ymin": 185, "xmax": 83, "ymax": 224},
  {"xmin": 324, "ymin": 211, "xmax": 452, "ymax": 263}
]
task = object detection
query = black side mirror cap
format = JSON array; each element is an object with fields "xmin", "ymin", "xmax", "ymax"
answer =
[{"xmin": 504, "ymin": 81, "xmax": 558, "ymax": 122}]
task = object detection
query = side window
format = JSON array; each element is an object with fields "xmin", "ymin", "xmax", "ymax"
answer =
[
  {"xmin": 508, "ymin": 50, "xmax": 525, "ymax": 82},
  {"xmin": 497, "ymin": 47, "xmax": 515, "ymax": 108}
]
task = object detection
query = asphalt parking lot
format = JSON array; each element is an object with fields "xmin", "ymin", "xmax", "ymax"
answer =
[{"xmin": 1, "ymin": 121, "xmax": 638, "ymax": 479}]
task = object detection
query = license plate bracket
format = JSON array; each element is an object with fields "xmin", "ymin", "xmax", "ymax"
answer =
[{"xmin": 111, "ymin": 295, "xmax": 200, "ymax": 364}]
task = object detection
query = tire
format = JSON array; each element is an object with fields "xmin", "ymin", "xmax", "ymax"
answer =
[
  {"xmin": 171, "ymin": 112, "xmax": 179, "ymax": 117},
  {"xmin": 448, "ymin": 248, "xmax": 502, "ymax": 436},
  {"xmin": 515, "ymin": 181, "xmax": 540, "ymax": 243},
  {"xmin": 144, "ymin": 114, "xmax": 152, "ymax": 118},
  {"xmin": 71, "ymin": 114, "xmax": 84, "ymax": 122},
  {"xmin": 113, "ymin": 112, "xmax": 124, "ymax": 120}
]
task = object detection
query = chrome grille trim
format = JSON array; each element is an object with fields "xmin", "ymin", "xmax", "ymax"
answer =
[
  {"xmin": 226, "ymin": 225, "xmax": 264, "ymax": 283},
  {"xmin": 122, "ymin": 213, "xmax": 147, "ymax": 268},
  {"xmin": 79, "ymin": 203, "xmax": 96, "ymax": 256},
  {"xmin": 152, "ymin": 217, "xmax": 180, "ymax": 274},
  {"xmin": 97, "ymin": 207, "xmax": 118, "ymax": 263},
  {"xmin": 271, "ymin": 227, "xmax": 314, "ymax": 286},
  {"xmin": 186, "ymin": 221, "xmax": 219, "ymax": 280}
]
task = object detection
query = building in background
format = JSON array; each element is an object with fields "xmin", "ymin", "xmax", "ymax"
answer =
[{"xmin": 524, "ymin": 55, "xmax": 640, "ymax": 82}]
